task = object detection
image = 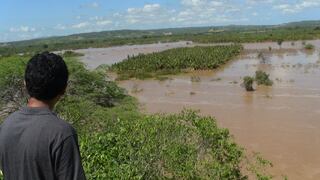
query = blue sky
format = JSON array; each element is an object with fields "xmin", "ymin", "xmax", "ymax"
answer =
[{"xmin": 1, "ymin": 0, "xmax": 320, "ymax": 42}]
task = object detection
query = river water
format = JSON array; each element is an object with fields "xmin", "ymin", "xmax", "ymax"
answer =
[{"xmin": 79, "ymin": 40, "xmax": 320, "ymax": 179}]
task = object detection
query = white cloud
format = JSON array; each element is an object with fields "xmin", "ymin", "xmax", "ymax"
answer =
[
  {"xmin": 246, "ymin": 0, "xmax": 274, "ymax": 4},
  {"xmin": 9, "ymin": 26, "xmax": 36, "ymax": 32},
  {"xmin": 142, "ymin": 4, "xmax": 161, "ymax": 12},
  {"xmin": 96, "ymin": 20, "xmax": 112, "ymax": 26},
  {"xmin": 91, "ymin": 2, "xmax": 99, "ymax": 8},
  {"xmin": 123, "ymin": 4, "xmax": 172, "ymax": 25},
  {"xmin": 54, "ymin": 24, "xmax": 66, "ymax": 30},
  {"xmin": 181, "ymin": 0, "xmax": 206, "ymax": 6},
  {"xmin": 72, "ymin": 22, "xmax": 90, "ymax": 29},
  {"xmin": 111, "ymin": 1, "xmax": 248, "ymax": 28},
  {"xmin": 81, "ymin": 2, "xmax": 100, "ymax": 9},
  {"xmin": 273, "ymin": 0, "xmax": 320, "ymax": 13},
  {"xmin": 127, "ymin": 4, "xmax": 161, "ymax": 14},
  {"xmin": 173, "ymin": 0, "xmax": 245, "ymax": 25}
]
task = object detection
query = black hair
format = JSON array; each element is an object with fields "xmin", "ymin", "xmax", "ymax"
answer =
[{"xmin": 25, "ymin": 52, "xmax": 69, "ymax": 101}]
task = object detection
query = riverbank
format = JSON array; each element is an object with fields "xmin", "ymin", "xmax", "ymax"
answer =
[{"xmin": 78, "ymin": 40, "xmax": 320, "ymax": 179}]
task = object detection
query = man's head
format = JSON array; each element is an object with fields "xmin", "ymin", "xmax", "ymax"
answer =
[{"xmin": 25, "ymin": 52, "xmax": 69, "ymax": 101}]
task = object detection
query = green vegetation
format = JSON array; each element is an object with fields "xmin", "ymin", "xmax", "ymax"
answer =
[
  {"xmin": 0, "ymin": 56, "xmax": 273, "ymax": 179},
  {"xmin": 255, "ymin": 71, "xmax": 273, "ymax": 86},
  {"xmin": 60, "ymin": 50, "xmax": 85, "ymax": 57},
  {"xmin": 190, "ymin": 76, "xmax": 201, "ymax": 83},
  {"xmin": 242, "ymin": 71, "xmax": 273, "ymax": 91},
  {"xmin": 1, "ymin": 20, "xmax": 320, "ymax": 56},
  {"xmin": 0, "ymin": 56, "xmax": 28, "ymax": 116},
  {"xmin": 243, "ymin": 76, "xmax": 255, "ymax": 91},
  {"xmin": 304, "ymin": 43, "xmax": 315, "ymax": 50},
  {"xmin": 277, "ymin": 39, "xmax": 283, "ymax": 48},
  {"xmin": 111, "ymin": 45, "xmax": 243, "ymax": 80}
]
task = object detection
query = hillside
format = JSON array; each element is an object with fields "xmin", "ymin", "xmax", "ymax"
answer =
[{"xmin": 0, "ymin": 20, "xmax": 320, "ymax": 56}]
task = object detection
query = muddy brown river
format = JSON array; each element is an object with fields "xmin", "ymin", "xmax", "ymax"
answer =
[{"xmin": 79, "ymin": 40, "xmax": 320, "ymax": 179}]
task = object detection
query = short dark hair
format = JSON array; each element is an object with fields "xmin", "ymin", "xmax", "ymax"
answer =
[{"xmin": 25, "ymin": 52, "xmax": 69, "ymax": 101}]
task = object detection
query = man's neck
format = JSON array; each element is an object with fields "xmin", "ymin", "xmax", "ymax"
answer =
[{"xmin": 27, "ymin": 97, "xmax": 56, "ymax": 110}]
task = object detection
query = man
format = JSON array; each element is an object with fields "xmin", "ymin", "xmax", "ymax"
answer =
[{"xmin": 0, "ymin": 52, "xmax": 86, "ymax": 180}]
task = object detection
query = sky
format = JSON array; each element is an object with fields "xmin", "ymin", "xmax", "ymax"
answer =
[{"xmin": 1, "ymin": 0, "xmax": 320, "ymax": 42}]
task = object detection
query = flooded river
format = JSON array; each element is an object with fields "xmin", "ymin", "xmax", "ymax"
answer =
[{"xmin": 79, "ymin": 40, "xmax": 320, "ymax": 179}]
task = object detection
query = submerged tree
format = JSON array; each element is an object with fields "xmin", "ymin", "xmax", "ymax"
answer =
[
  {"xmin": 255, "ymin": 71, "xmax": 273, "ymax": 86},
  {"xmin": 243, "ymin": 76, "xmax": 254, "ymax": 91},
  {"xmin": 277, "ymin": 39, "xmax": 283, "ymax": 48}
]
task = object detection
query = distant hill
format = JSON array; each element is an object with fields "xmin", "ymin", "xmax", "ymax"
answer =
[
  {"xmin": 281, "ymin": 20, "xmax": 320, "ymax": 27},
  {"xmin": 0, "ymin": 20, "xmax": 319, "ymax": 56},
  {"xmin": 1, "ymin": 20, "xmax": 318, "ymax": 45}
]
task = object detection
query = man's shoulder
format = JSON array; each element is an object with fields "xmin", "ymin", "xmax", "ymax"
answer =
[
  {"xmin": 47, "ymin": 114, "xmax": 77, "ymax": 137},
  {"xmin": 3, "ymin": 108, "xmax": 77, "ymax": 139}
]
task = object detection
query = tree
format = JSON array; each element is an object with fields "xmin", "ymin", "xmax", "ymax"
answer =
[
  {"xmin": 243, "ymin": 76, "xmax": 254, "ymax": 91},
  {"xmin": 255, "ymin": 71, "xmax": 273, "ymax": 86},
  {"xmin": 277, "ymin": 39, "xmax": 283, "ymax": 48}
]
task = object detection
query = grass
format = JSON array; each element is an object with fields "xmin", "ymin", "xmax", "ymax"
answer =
[{"xmin": 112, "ymin": 45, "xmax": 243, "ymax": 80}]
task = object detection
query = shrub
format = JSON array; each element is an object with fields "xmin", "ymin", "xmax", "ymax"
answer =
[
  {"xmin": 304, "ymin": 43, "xmax": 315, "ymax": 50},
  {"xmin": 277, "ymin": 39, "xmax": 283, "ymax": 48},
  {"xmin": 80, "ymin": 110, "xmax": 246, "ymax": 179},
  {"xmin": 112, "ymin": 45, "xmax": 243, "ymax": 79},
  {"xmin": 243, "ymin": 76, "xmax": 254, "ymax": 91},
  {"xmin": 190, "ymin": 76, "xmax": 201, "ymax": 82},
  {"xmin": 0, "ymin": 56, "xmax": 28, "ymax": 117},
  {"xmin": 61, "ymin": 50, "xmax": 84, "ymax": 57},
  {"xmin": 255, "ymin": 71, "xmax": 273, "ymax": 86}
]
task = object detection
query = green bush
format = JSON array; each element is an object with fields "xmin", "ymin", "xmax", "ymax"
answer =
[
  {"xmin": 112, "ymin": 45, "xmax": 243, "ymax": 79},
  {"xmin": 255, "ymin": 71, "xmax": 273, "ymax": 86},
  {"xmin": 0, "ymin": 56, "xmax": 28, "ymax": 117},
  {"xmin": 80, "ymin": 110, "xmax": 245, "ymax": 179},
  {"xmin": 243, "ymin": 76, "xmax": 254, "ymax": 91},
  {"xmin": 61, "ymin": 50, "xmax": 84, "ymax": 57},
  {"xmin": 0, "ymin": 56, "xmax": 272, "ymax": 179},
  {"xmin": 304, "ymin": 43, "xmax": 315, "ymax": 50}
]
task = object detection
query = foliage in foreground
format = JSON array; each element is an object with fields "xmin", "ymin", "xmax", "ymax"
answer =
[
  {"xmin": 80, "ymin": 110, "xmax": 246, "ymax": 179},
  {"xmin": 0, "ymin": 56, "xmax": 273, "ymax": 179},
  {"xmin": 112, "ymin": 45, "xmax": 243, "ymax": 80}
]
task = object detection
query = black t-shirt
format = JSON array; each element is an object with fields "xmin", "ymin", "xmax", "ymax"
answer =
[{"xmin": 0, "ymin": 107, "xmax": 86, "ymax": 180}]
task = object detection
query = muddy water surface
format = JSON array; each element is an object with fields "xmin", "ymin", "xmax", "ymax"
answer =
[
  {"xmin": 79, "ymin": 40, "xmax": 320, "ymax": 179},
  {"xmin": 118, "ymin": 49, "xmax": 320, "ymax": 180},
  {"xmin": 77, "ymin": 40, "xmax": 320, "ymax": 69}
]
